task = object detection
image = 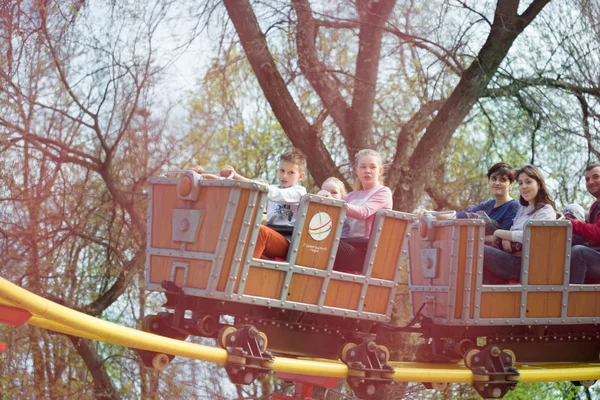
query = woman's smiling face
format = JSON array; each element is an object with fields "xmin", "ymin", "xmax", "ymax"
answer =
[{"xmin": 518, "ymin": 172, "xmax": 540, "ymax": 206}]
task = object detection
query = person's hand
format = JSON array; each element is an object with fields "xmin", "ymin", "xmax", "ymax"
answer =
[
  {"xmin": 493, "ymin": 235, "xmax": 502, "ymax": 249},
  {"xmin": 191, "ymin": 165, "xmax": 219, "ymax": 179},
  {"xmin": 220, "ymin": 165, "xmax": 236, "ymax": 179},
  {"xmin": 501, "ymin": 239, "xmax": 512, "ymax": 252},
  {"xmin": 317, "ymin": 189, "xmax": 332, "ymax": 198},
  {"xmin": 413, "ymin": 208, "xmax": 429, "ymax": 218},
  {"xmin": 564, "ymin": 213, "xmax": 577, "ymax": 222}
]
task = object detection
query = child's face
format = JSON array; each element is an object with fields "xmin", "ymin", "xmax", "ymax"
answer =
[
  {"xmin": 322, "ymin": 181, "xmax": 342, "ymax": 199},
  {"xmin": 278, "ymin": 160, "xmax": 304, "ymax": 188}
]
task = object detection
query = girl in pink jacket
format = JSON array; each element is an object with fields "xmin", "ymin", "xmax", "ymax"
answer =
[{"xmin": 319, "ymin": 149, "xmax": 393, "ymax": 273}]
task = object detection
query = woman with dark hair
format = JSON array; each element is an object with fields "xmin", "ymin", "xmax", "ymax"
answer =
[
  {"xmin": 415, "ymin": 162, "xmax": 519, "ymax": 245},
  {"xmin": 482, "ymin": 165, "xmax": 556, "ymax": 283}
]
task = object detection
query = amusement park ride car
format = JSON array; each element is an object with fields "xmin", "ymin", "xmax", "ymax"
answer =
[
  {"xmin": 2, "ymin": 169, "xmax": 600, "ymax": 399},
  {"xmin": 135, "ymin": 170, "xmax": 600, "ymax": 398}
]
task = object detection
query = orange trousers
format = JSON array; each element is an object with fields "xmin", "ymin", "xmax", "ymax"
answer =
[{"xmin": 253, "ymin": 225, "xmax": 289, "ymax": 259}]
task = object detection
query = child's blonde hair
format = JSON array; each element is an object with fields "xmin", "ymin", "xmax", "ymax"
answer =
[
  {"xmin": 322, "ymin": 177, "xmax": 347, "ymax": 198},
  {"xmin": 353, "ymin": 149, "xmax": 385, "ymax": 191}
]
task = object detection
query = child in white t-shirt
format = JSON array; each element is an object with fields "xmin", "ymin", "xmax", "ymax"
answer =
[{"xmin": 219, "ymin": 150, "xmax": 307, "ymax": 259}]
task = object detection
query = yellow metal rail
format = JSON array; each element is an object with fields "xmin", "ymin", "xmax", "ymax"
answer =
[{"xmin": 2, "ymin": 275, "xmax": 600, "ymax": 384}]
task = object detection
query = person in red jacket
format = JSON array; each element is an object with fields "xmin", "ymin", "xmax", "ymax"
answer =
[{"xmin": 568, "ymin": 164, "xmax": 600, "ymax": 283}]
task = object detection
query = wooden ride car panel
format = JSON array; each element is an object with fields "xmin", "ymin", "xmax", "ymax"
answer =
[
  {"xmin": 410, "ymin": 218, "xmax": 600, "ymax": 324},
  {"xmin": 480, "ymin": 292, "xmax": 520, "ymax": 319},
  {"xmin": 146, "ymin": 177, "xmax": 413, "ymax": 321},
  {"xmin": 287, "ymin": 275, "xmax": 324, "ymax": 304},
  {"xmin": 146, "ymin": 175, "xmax": 268, "ymax": 298},
  {"xmin": 323, "ymin": 280, "xmax": 362, "ymax": 310},
  {"xmin": 527, "ymin": 224, "xmax": 567, "ymax": 285},
  {"xmin": 567, "ymin": 292, "xmax": 600, "ymax": 317},
  {"xmin": 294, "ymin": 202, "xmax": 343, "ymax": 271},
  {"xmin": 527, "ymin": 292, "xmax": 562, "ymax": 318},
  {"xmin": 148, "ymin": 256, "xmax": 212, "ymax": 289},
  {"xmin": 479, "ymin": 223, "xmax": 570, "ymax": 321},
  {"xmin": 370, "ymin": 217, "xmax": 409, "ymax": 281},
  {"xmin": 220, "ymin": 188, "xmax": 261, "ymax": 292},
  {"xmin": 363, "ymin": 286, "xmax": 392, "ymax": 315},
  {"xmin": 408, "ymin": 219, "xmax": 484, "ymax": 322},
  {"xmin": 243, "ymin": 267, "xmax": 286, "ymax": 299}
]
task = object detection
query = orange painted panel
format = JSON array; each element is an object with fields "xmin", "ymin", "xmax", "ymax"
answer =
[
  {"xmin": 411, "ymin": 292, "xmax": 449, "ymax": 319},
  {"xmin": 151, "ymin": 184, "xmax": 187, "ymax": 250},
  {"xmin": 363, "ymin": 286, "xmax": 391, "ymax": 315},
  {"xmin": 568, "ymin": 292, "xmax": 600, "ymax": 317},
  {"xmin": 148, "ymin": 256, "xmax": 211, "ymax": 289},
  {"xmin": 407, "ymin": 227, "xmax": 424, "ymax": 285},
  {"xmin": 295, "ymin": 203, "xmax": 342, "ymax": 270},
  {"xmin": 409, "ymin": 225, "xmax": 454, "ymax": 286},
  {"xmin": 528, "ymin": 226, "xmax": 567, "ymax": 285},
  {"xmin": 527, "ymin": 292, "xmax": 562, "ymax": 318},
  {"xmin": 184, "ymin": 186, "xmax": 231, "ymax": 253},
  {"xmin": 233, "ymin": 202, "xmax": 261, "ymax": 294},
  {"xmin": 244, "ymin": 267, "xmax": 285, "ymax": 299},
  {"xmin": 480, "ymin": 292, "xmax": 520, "ymax": 318},
  {"xmin": 469, "ymin": 226, "xmax": 482, "ymax": 319},
  {"xmin": 287, "ymin": 274, "xmax": 324, "ymax": 304},
  {"xmin": 150, "ymin": 183, "xmax": 232, "ymax": 253},
  {"xmin": 218, "ymin": 189, "xmax": 253, "ymax": 291},
  {"xmin": 454, "ymin": 226, "xmax": 469, "ymax": 319},
  {"xmin": 186, "ymin": 261, "xmax": 212, "ymax": 289},
  {"xmin": 371, "ymin": 218, "xmax": 407, "ymax": 281},
  {"xmin": 324, "ymin": 280, "xmax": 362, "ymax": 310}
]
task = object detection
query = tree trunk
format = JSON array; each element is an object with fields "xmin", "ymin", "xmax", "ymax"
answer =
[
  {"xmin": 223, "ymin": 0, "xmax": 344, "ymax": 187},
  {"xmin": 224, "ymin": 0, "xmax": 551, "ymax": 209},
  {"xmin": 70, "ymin": 336, "xmax": 120, "ymax": 400},
  {"xmin": 348, "ymin": 0, "xmax": 397, "ymax": 152},
  {"xmin": 390, "ymin": 0, "xmax": 551, "ymax": 211},
  {"xmin": 293, "ymin": 0, "xmax": 396, "ymax": 159}
]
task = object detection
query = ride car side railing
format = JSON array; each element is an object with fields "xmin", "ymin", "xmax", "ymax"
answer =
[
  {"xmin": 408, "ymin": 218, "xmax": 486, "ymax": 322},
  {"xmin": 410, "ymin": 218, "xmax": 600, "ymax": 325},
  {"xmin": 237, "ymin": 195, "xmax": 414, "ymax": 321},
  {"xmin": 145, "ymin": 171, "xmax": 268, "ymax": 300},
  {"xmin": 146, "ymin": 173, "xmax": 414, "ymax": 322}
]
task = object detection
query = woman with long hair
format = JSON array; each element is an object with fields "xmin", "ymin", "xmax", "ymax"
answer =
[{"xmin": 482, "ymin": 165, "xmax": 556, "ymax": 283}]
